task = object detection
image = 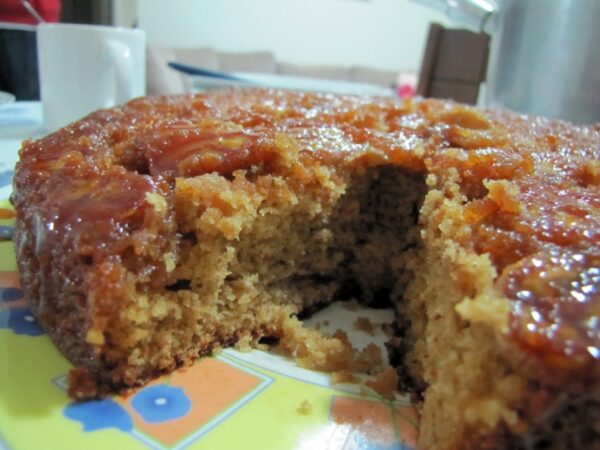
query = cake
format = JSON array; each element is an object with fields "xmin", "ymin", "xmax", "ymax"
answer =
[{"xmin": 11, "ymin": 89, "xmax": 599, "ymax": 449}]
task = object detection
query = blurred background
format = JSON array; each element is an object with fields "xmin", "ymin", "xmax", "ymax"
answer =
[
  {"xmin": 132, "ymin": 0, "xmax": 446, "ymax": 78},
  {"xmin": 3, "ymin": 0, "xmax": 599, "ymax": 123},
  {"xmin": 1, "ymin": 0, "xmax": 451, "ymax": 99}
]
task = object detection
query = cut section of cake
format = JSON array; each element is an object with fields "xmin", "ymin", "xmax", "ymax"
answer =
[{"xmin": 11, "ymin": 89, "xmax": 599, "ymax": 449}]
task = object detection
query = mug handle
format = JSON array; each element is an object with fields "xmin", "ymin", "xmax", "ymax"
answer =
[{"xmin": 102, "ymin": 40, "xmax": 135, "ymax": 104}]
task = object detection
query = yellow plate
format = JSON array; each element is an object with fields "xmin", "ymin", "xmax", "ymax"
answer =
[{"xmin": 0, "ymin": 199, "xmax": 418, "ymax": 450}]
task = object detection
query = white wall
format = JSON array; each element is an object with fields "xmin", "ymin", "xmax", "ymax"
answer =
[
  {"xmin": 113, "ymin": 0, "xmax": 138, "ymax": 28},
  {"xmin": 137, "ymin": 0, "xmax": 448, "ymax": 72}
]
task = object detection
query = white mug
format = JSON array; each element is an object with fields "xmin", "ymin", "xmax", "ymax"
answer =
[{"xmin": 37, "ymin": 23, "xmax": 146, "ymax": 131}]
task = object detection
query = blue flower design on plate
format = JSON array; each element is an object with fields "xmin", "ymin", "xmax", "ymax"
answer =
[
  {"xmin": 386, "ymin": 443, "xmax": 413, "ymax": 450},
  {"xmin": 0, "ymin": 225, "xmax": 13, "ymax": 239},
  {"xmin": 350, "ymin": 433, "xmax": 414, "ymax": 450},
  {"xmin": 0, "ymin": 286, "xmax": 23, "ymax": 303},
  {"xmin": 131, "ymin": 384, "xmax": 192, "ymax": 423},
  {"xmin": 0, "ymin": 307, "xmax": 44, "ymax": 336},
  {"xmin": 0, "ymin": 170, "xmax": 13, "ymax": 189},
  {"xmin": 64, "ymin": 398, "xmax": 133, "ymax": 432}
]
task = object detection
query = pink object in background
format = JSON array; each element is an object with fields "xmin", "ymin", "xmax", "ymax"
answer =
[
  {"xmin": 396, "ymin": 84, "xmax": 416, "ymax": 99},
  {"xmin": 395, "ymin": 72, "xmax": 418, "ymax": 98}
]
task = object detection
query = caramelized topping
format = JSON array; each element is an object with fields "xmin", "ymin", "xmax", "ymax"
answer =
[
  {"xmin": 138, "ymin": 128, "xmax": 275, "ymax": 178},
  {"xmin": 503, "ymin": 249, "xmax": 600, "ymax": 366},
  {"xmin": 31, "ymin": 168, "xmax": 168, "ymax": 260}
]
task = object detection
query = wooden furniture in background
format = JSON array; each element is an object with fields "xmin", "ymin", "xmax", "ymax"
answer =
[{"xmin": 417, "ymin": 23, "xmax": 490, "ymax": 104}]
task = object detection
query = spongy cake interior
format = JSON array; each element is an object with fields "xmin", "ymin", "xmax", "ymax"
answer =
[
  {"xmin": 122, "ymin": 164, "xmax": 425, "ymax": 376},
  {"xmin": 105, "ymin": 160, "xmax": 592, "ymax": 450},
  {"xmin": 95, "ymin": 162, "xmax": 483, "ymax": 449}
]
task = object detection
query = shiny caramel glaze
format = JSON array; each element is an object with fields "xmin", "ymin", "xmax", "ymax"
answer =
[{"xmin": 12, "ymin": 89, "xmax": 600, "ymax": 373}]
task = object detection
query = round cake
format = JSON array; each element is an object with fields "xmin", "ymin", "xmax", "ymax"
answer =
[{"xmin": 11, "ymin": 89, "xmax": 599, "ymax": 449}]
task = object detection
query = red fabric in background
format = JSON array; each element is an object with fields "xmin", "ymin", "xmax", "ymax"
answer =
[{"xmin": 0, "ymin": 0, "xmax": 61, "ymax": 24}]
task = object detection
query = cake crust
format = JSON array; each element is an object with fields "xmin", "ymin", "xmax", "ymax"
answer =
[{"xmin": 11, "ymin": 89, "xmax": 600, "ymax": 448}]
